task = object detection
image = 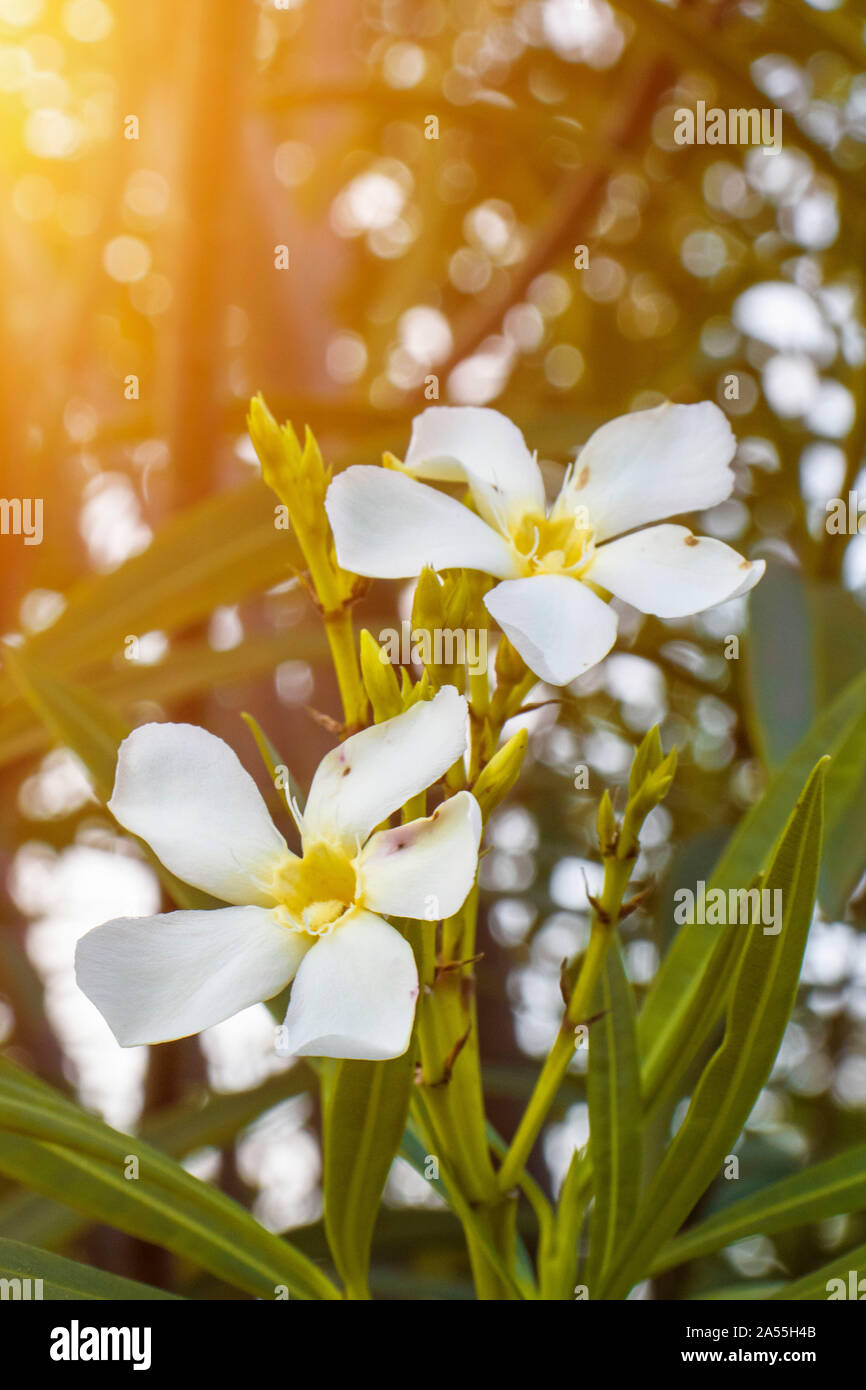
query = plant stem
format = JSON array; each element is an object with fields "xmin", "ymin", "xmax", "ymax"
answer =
[
  {"xmin": 496, "ymin": 856, "xmax": 633, "ymax": 1194},
  {"xmin": 322, "ymin": 606, "xmax": 367, "ymax": 731},
  {"xmin": 411, "ymin": 889, "xmax": 521, "ymax": 1298}
]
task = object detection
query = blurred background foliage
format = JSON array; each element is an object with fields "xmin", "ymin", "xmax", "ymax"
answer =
[{"xmin": 0, "ymin": 0, "xmax": 864, "ymax": 1298}]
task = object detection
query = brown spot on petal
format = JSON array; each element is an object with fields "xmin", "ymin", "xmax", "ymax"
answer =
[
  {"xmin": 684, "ymin": 535, "xmax": 699, "ymax": 547},
  {"xmin": 340, "ymin": 765, "xmax": 351, "ymax": 777},
  {"xmin": 576, "ymin": 465, "xmax": 590, "ymax": 489},
  {"xmin": 739, "ymin": 558, "xmax": 752, "ymax": 569}
]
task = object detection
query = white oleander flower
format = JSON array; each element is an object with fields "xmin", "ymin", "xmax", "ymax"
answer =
[
  {"xmin": 326, "ymin": 403, "xmax": 765, "ymax": 686},
  {"xmin": 75, "ymin": 688, "xmax": 480, "ymax": 1061}
]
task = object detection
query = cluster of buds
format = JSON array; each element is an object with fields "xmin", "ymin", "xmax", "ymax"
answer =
[
  {"xmin": 597, "ymin": 725, "xmax": 677, "ymax": 885},
  {"xmin": 408, "ymin": 566, "xmax": 490, "ymax": 694},
  {"xmin": 247, "ymin": 394, "xmax": 361, "ymax": 618}
]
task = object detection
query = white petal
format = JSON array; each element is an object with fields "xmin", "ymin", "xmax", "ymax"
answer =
[
  {"xmin": 278, "ymin": 910, "xmax": 418, "ymax": 1060},
  {"xmin": 404, "ymin": 405, "xmax": 546, "ymax": 510},
  {"xmin": 588, "ymin": 525, "xmax": 766, "ymax": 618},
  {"xmin": 325, "ymin": 466, "xmax": 518, "ymax": 580},
  {"xmin": 484, "ymin": 574, "xmax": 618, "ymax": 686},
  {"xmin": 75, "ymin": 907, "xmax": 308, "ymax": 1046},
  {"xmin": 557, "ymin": 402, "xmax": 736, "ymax": 542},
  {"xmin": 108, "ymin": 723, "xmax": 290, "ymax": 906},
  {"xmin": 359, "ymin": 790, "xmax": 481, "ymax": 920},
  {"xmin": 303, "ymin": 686, "xmax": 469, "ymax": 850}
]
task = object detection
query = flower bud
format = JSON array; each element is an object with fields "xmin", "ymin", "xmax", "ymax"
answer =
[
  {"xmin": 360, "ymin": 629, "xmax": 403, "ymax": 723},
  {"xmin": 627, "ymin": 725, "xmax": 664, "ymax": 799},
  {"xmin": 472, "ymin": 728, "xmax": 528, "ymax": 821},
  {"xmin": 619, "ymin": 744, "xmax": 678, "ymax": 859},
  {"xmin": 596, "ymin": 788, "xmax": 618, "ymax": 857}
]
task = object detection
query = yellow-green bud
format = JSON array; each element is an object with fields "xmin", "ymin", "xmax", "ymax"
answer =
[
  {"xmin": 619, "ymin": 746, "xmax": 678, "ymax": 859},
  {"xmin": 247, "ymin": 394, "xmax": 328, "ymax": 528},
  {"xmin": 412, "ymin": 566, "xmax": 445, "ymax": 634},
  {"xmin": 495, "ymin": 635, "xmax": 526, "ymax": 685},
  {"xmin": 596, "ymin": 789, "xmax": 618, "ymax": 856},
  {"xmin": 628, "ymin": 725, "xmax": 664, "ymax": 798},
  {"xmin": 472, "ymin": 728, "xmax": 528, "ymax": 821},
  {"xmin": 360, "ymin": 629, "xmax": 403, "ymax": 723}
]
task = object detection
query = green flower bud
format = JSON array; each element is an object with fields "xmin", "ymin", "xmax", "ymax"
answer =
[
  {"xmin": 360, "ymin": 629, "xmax": 403, "ymax": 723},
  {"xmin": 596, "ymin": 788, "xmax": 618, "ymax": 856},
  {"xmin": 628, "ymin": 725, "xmax": 664, "ymax": 798},
  {"xmin": 472, "ymin": 728, "xmax": 528, "ymax": 821}
]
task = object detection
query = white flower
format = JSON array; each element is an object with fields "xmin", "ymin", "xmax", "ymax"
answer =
[
  {"xmin": 325, "ymin": 403, "xmax": 765, "ymax": 685},
  {"xmin": 75, "ymin": 688, "xmax": 480, "ymax": 1061}
]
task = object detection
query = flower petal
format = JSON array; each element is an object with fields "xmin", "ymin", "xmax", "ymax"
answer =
[
  {"xmin": 403, "ymin": 405, "xmax": 546, "ymax": 510},
  {"xmin": 325, "ymin": 466, "xmax": 518, "ymax": 580},
  {"xmin": 277, "ymin": 910, "xmax": 418, "ymax": 1060},
  {"xmin": 484, "ymin": 574, "xmax": 618, "ymax": 686},
  {"xmin": 75, "ymin": 907, "xmax": 308, "ymax": 1046},
  {"xmin": 108, "ymin": 723, "xmax": 290, "ymax": 906},
  {"xmin": 359, "ymin": 789, "xmax": 481, "ymax": 920},
  {"xmin": 302, "ymin": 686, "xmax": 469, "ymax": 851},
  {"xmin": 556, "ymin": 402, "xmax": 737, "ymax": 542},
  {"xmin": 588, "ymin": 525, "xmax": 766, "ymax": 617}
]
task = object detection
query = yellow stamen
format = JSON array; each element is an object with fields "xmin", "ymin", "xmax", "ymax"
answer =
[{"xmin": 270, "ymin": 842, "xmax": 357, "ymax": 936}]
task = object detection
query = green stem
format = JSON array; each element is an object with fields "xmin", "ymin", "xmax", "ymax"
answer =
[
  {"xmin": 321, "ymin": 607, "xmax": 367, "ymax": 732},
  {"xmin": 410, "ymin": 889, "xmax": 521, "ymax": 1297},
  {"xmin": 496, "ymin": 855, "xmax": 633, "ymax": 1194}
]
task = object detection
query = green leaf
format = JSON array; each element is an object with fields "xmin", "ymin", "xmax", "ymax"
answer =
[
  {"xmin": 0, "ymin": 1057, "xmax": 340, "ymax": 1301},
  {"xmin": 0, "ymin": 630, "xmax": 331, "ymax": 774},
  {"xmin": 21, "ymin": 479, "xmax": 297, "ymax": 681},
  {"xmin": 241, "ymin": 710, "xmax": 305, "ymax": 814},
  {"xmin": 539, "ymin": 1146, "xmax": 591, "ymax": 1300},
  {"xmin": 817, "ymin": 728, "xmax": 866, "ymax": 922},
  {"xmin": 639, "ymin": 672, "xmax": 866, "ymax": 1109},
  {"xmin": 767, "ymin": 1243, "xmax": 866, "ymax": 1301},
  {"xmin": 323, "ymin": 1050, "xmax": 415, "ymax": 1298},
  {"xmin": 693, "ymin": 1281, "xmax": 783, "ymax": 1300},
  {"xmin": 585, "ymin": 940, "xmax": 641, "ymax": 1294},
  {"xmin": 604, "ymin": 757, "xmax": 826, "ymax": 1299},
  {"xmin": 0, "ymin": 1237, "xmax": 181, "ymax": 1300},
  {"xmin": 0, "ymin": 1067, "xmax": 315, "ymax": 1248},
  {"xmin": 651, "ymin": 1141, "xmax": 866, "ymax": 1275}
]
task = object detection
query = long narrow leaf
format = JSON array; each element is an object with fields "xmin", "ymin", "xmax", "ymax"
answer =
[
  {"xmin": 0, "ymin": 1060, "xmax": 339, "ymax": 1301},
  {"xmin": 0, "ymin": 1237, "xmax": 181, "ymax": 1300},
  {"xmin": 323, "ymin": 1051, "xmax": 415, "ymax": 1299},
  {"xmin": 604, "ymin": 758, "xmax": 826, "ymax": 1298},
  {"xmin": 651, "ymin": 1142, "xmax": 866, "ymax": 1274},
  {"xmin": 639, "ymin": 676, "xmax": 865, "ymax": 1108},
  {"xmin": 585, "ymin": 940, "xmax": 641, "ymax": 1294}
]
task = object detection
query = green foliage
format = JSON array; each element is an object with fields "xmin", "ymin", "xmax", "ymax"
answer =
[
  {"xmin": 602, "ymin": 759, "xmax": 827, "ymax": 1298},
  {"xmin": 0, "ymin": 1058, "xmax": 339, "ymax": 1300},
  {"xmin": 323, "ymin": 1051, "xmax": 416, "ymax": 1299},
  {"xmin": 0, "ymin": 1238, "xmax": 180, "ymax": 1301}
]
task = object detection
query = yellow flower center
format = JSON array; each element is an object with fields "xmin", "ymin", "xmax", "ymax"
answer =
[
  {"xmin": 506, "ymin": 505, "xmax": 595, "ymax": 579},
  {"xmin": 270, "ymin": 842, "xmax": 358, "ymax": 936}
]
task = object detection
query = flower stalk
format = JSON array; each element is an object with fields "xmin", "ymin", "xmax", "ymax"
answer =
[{"xmin": 496, "ymin": 731, "xmax": 676, "ymax": 1196}]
